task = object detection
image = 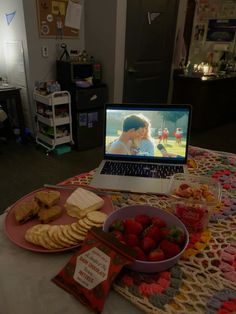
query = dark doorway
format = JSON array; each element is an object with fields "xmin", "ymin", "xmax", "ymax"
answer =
[{"xmin": 123, "ymin": 0, "xmax": 179, "ymax": 103}]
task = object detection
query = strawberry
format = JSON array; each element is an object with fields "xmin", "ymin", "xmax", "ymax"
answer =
[
  {"xmin": 166, "ymin": 227, "xmax": 185, "ymax": 244},
  {"xmin": 160, "ymin": 239, "xmax": 181, "ymax": 259},
  {"xmin": 133, "ymin": 246, "xmax": 147, "ymax": 261},
  {"xmin": 111, "ymin": 230, "xmax": 124, "ymax": 242},
  {"xmin": 151, "ymin": 216, "xmax": 166, "ymax": 228},
  {"xmin": 110, "ymin": 219, "xmax": 125, "ymax": 232},
  {"xmin": 140, "ymin": 236, "xmax": 156, "ymax": 253},
  {"xmin": 124, "ymin": 219, "xmax": 143, "ymax": 235},
  {"xmin": 144, "ymin": 225, "xmax": 161, "ymax": 244},
  {"xmin": 148, "ymin": 248, "xmax": 165, "ymax": 261},
  {"xmin": 160, "ymin": 227, "xmax": 171, "ymax": 239},
  {"xmin": 124, "ymin": 233, "xmax": 139, "ymax": 247},
  {"xmin": 135, "ymin": 214, "xmax": 151, "ymax": 227}
]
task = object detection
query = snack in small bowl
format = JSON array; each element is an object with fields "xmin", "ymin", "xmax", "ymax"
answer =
[
  {"xmin": 103, "ymin": 205, "xmax": 189, "ymax": 273},
  {"xmin": 168, "ymin": 173, "xmax": 221, "ymax": 232}
]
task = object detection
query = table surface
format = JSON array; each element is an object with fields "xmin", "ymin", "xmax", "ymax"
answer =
[{"xmin": 1, "ymin": 145, "xmax": 236, "ymax": 314}]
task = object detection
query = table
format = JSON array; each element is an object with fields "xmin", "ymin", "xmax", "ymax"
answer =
[
  {"xmin": 0, "ymin": 87, "xmax": 25, "ymax": 140},
  {"xmin": 1, "ymin": 146, "xmax": 236, "ymax": 314}
]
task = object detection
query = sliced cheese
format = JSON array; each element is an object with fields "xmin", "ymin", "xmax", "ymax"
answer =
[{"xmin": 65, "ymin": 187, "xmax": 104, "ymax": 218}]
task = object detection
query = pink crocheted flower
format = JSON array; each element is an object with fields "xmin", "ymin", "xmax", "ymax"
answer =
[
  {"xmin": 222, "ymin": 300, "xmax": 236, "ymax": 311},
  {"xmin": 139, "ymin": 283, "xmax": 164, "ymax": 296},
  {"xmin": 158, "ymin": 278, "xmax": 170, "ymax": 289},
  {"xmin": 159, "ymin": 271, "xmax": 171, "ymax": 280},
  {"xmin": 122, "ymin": 274, "xmax": 133, "ymax": 286}
]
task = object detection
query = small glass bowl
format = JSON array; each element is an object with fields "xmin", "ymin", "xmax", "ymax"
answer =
[{"xmin": 168, "ymin": 174, "xmax": 221, "ymax": 232}]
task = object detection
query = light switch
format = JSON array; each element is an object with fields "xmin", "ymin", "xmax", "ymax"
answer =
[{"xmin": 42, "ymin": 46, "xmax": 49, "ymax": 58}]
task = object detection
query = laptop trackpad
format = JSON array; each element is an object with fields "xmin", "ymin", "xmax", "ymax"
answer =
[{"xmin": 90, "ymin": 175, "xmax": 169, "ymax": 195}]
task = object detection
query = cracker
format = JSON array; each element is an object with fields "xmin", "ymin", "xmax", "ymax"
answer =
[
  {"xmin": 71, "ymin": 222, "xmax": 87, "ymax": 235},
  {"xmin": 83, "ymin": 217, "xmax": 102, "ymax": 227},
  {"xmin": 32, "ymin": 224, "xmax": 50, "ymax": 235},
  {"xmin": 38, "ymin": 230, "xmax": 62, "ymax": 249},
  {"xmin": 86, "ymin": 211, "xmax": 107, "ymax": 224},
  {"xmin": 25, "ymin": 229, "xmax": 36, "ymax": 245},
  {"xmin": 66, "ymin": 225, "xmax": 85, "ymax": 241},
  {"xmin": 48, "ymin": 225, "xmax": 69, "ymax": 248},
  {"xmin": 78, "ymin": 219, "xmax": 91, "ymax": 230},
  {"xmin": 25, "ymin": 225, "xmax": 43, "ymax": 246},
  {"xmin": 56, "ymin": 226, "xmax": 76, "ymax": 246},
  {"xmin": 60, "ymin": 225, "xmax": 78, "ymax": 245}
]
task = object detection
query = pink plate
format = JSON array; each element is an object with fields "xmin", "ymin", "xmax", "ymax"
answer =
[{"xmin": 4, "ymin": 187, "xmax": 114, "ymax": 253}]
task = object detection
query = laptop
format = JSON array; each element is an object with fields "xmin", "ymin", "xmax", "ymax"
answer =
[{"xmin": 90, "ymin": 103, "xmax": 192, "ymax": 194}]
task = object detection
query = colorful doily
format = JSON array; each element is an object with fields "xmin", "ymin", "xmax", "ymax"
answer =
[
  {"xmin": 206, "ymin": 289, "xmax": 236, "ymax": 313},
  {"xmin": 59, "ymin": 146, "xmax": 236, "ymax": 313}
]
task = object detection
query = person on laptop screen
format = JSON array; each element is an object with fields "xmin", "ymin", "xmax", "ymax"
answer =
[
  {"xmin": 105, "ymin": 106, "xmax": 189, "ymax": 160},
  {"xmin": 131, "ymin": 114, "xmax": 155, "ymax": 156},
  {"xmin": 107, "ymin": 114, "xmax": 146, "ymax": 155}
]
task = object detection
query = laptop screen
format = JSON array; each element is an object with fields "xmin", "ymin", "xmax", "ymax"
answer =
[{"xmin": 104, "ymin": 103, "xmax": 192, "ymax": 164}]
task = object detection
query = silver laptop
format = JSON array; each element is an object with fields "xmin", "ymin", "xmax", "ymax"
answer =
[{"xmin": 90, "ymin": 103, "xmax": 192, "ymax": 194}]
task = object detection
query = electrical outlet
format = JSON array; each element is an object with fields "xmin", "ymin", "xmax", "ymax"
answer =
[{"xmin": 41, "ymin": 46, "xmax": 49, "ymax": 58}]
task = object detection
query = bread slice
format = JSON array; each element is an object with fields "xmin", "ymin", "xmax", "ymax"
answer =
[
  {"xmin": 38, "ymin": 205, "xmax": 62, "ymax": 223},
  {"xmin": 14, "ymin": 200, "xmax": 40, "ymax": 224},
  {"xmin": 65, "ymin": 187, "xmax": 104, "ymax": 218},
  {"xmin": 34, "ymin": 190, "xmax": 60, "ymax": 208}
]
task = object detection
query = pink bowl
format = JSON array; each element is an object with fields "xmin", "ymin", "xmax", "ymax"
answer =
[{"xmin": 103, "ymin": 205, "xmax": 189, "ymax": 273}]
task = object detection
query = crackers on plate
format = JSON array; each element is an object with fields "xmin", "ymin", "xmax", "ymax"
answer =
[{"xmin": 24, "ymin": 211, "xmax": 108, "ymax": 250}]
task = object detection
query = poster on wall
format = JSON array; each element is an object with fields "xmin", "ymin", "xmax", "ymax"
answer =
[
  {"xmin": 206, "ymin": 19, "xmax": 236, "ymax": 42},
  {"xmin": 221, "ymin": 1, "xmax": 236, "ymax": 19},
  {"xmin": 36, "ymin": 0, "xmax": 82, "ymax": 38},
  {"xmin": 197, "ymin": 0, "xmax": 219, "ymax": 21}
]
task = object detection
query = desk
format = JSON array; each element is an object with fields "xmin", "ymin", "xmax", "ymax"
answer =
[
  {"xmin": 0, "ymin": 87, "xmax": 25, "ymax": 140},
  {"xmin": 1, "ymin": 146, "xmax": 236, "ymax": 314}
]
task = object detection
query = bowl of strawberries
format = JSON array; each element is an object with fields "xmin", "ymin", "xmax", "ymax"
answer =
[{"xmin": 103, "ymin": 205, "xmax": 189, "ymax": 273}]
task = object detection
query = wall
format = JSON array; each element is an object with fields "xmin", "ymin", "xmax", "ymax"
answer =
[
  {"xmin": 0, "ymin": 0, "xmax": 85, "ymax": 133},
  {"xmin": 0, "ymin": 0, "xmax": 32, "ymax": 129},
  {"xmin": 22, "ymin": 0, "xmax": 85, "ymax": 133},
  {"xmin": 113, "ymin": 0, "xmax": 127, "ymax": 102},
  {"xmin": 22, "ymin": 0, "xmax": 85, "ymax": 89},
  {"xmin": 84, "ymin": 0, "xmax": 123, "ymax": 102},
  {"xmin": 188, "ymin": 0, "xmax": 236, "ymax": 65},
  {"xmin": 0, "ymin": 1, "xmax": 26, "ymax": 75},
  {"xmin": 168, "ymin": 0, "xmax": 188, "ymax": 101}
]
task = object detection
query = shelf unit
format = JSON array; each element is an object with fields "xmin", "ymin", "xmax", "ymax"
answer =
[{"xmin": 33, "ymin": 90, "xmax": 73, "ymax": 151}]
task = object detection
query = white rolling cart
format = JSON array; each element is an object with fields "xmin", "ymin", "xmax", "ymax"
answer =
[{"xmin": 33, "ymin": 90, "xmax": 73, "ymax": 152}]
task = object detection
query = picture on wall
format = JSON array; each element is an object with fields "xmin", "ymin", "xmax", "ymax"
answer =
[
  {"xmin": 36, "ymin": 0, "xmax": 82, "ymax": 38},
  {"xmin": 206, "ymin": 19, "xmax": 236, "ymax": 42}
]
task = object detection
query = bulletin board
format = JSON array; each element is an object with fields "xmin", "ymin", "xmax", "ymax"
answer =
[{"xmin": 36, "ymin": 0, "xmax": 81, "ymax": 38}]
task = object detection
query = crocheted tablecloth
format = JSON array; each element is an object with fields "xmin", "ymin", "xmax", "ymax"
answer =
[{"xmin": 61, "ymin": 146, "xmax": 236, "ymax": 314}]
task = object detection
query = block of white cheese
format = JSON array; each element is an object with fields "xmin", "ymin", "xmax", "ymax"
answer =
[{"xmin": 65, "ymin": 187, "xmax": 105, "ymax": 218}]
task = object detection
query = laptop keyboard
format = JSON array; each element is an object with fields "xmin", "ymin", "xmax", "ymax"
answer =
[{"xmin": 101, "ymin": 161, "xmax": 184, "ymax": 179}]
